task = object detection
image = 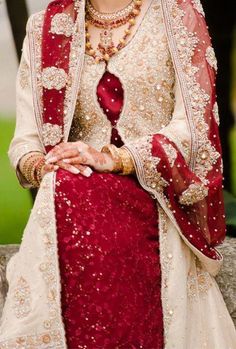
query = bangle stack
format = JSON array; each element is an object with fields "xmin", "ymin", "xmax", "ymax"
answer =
[
  {"xmin": 101, "ymin": 144, "xmax": 135, "ymax": 175},
  {"xmin": 118, "ymin": 147, "xmax": 135, "ymax": 175},
  {"xmin": 21, "ymin": 153, "xmax": 45, "ymax": 188}
]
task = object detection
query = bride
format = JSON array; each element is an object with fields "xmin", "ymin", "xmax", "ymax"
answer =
[{"xmin": 0, "ymin": 0, "xmax": 236, "ymax": 347}]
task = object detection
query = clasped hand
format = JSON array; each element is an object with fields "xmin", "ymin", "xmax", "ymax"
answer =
[{"xmin": 42, "ymin": 141, "xmax": 114, "ymax": 178}]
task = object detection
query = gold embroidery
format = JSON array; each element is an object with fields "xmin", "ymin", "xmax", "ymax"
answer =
[
  {"xmin": 13, "ymin": 277, "xmax": 31, "ymax": 319},
  {"xmin": 179, "ymin": 183, "xmax": 208, "ymax": 206},
  {"xmin": 51, "ymin": 13, "xmax": 74, "ymax": 37},
  {"xmin": 69, "ymin": 58, "xmax": 111, "ymax": 150},
  {"xmin": 0, "ymin": 332, "xmax": 64, "ymax": 349},
  {"xmin": 187, "ymin": 266, "xmax": 212, "ymax": 299},
  {"xmin": 195, "ymin": 140, "xmax": 220, "ymax": 180},
  {"xmin": 162, "ymin": 143, "xmax": 177, "ymax": 167},
  {"xmin": 161, "ymin": 0, "xmax": 221, "ymax": 183},
  {"xmin": 70, "ymin": 0, "xmax": 175, "ymax": 150},
  {"xmin": 125, "ymin": 135, "xmax": 169, "ymax": 192},
  {"xmin": 159, "ymin": 209, "xmax": 174, "ymax": 337},
  {"xmin": 63, "ymin": 3, "xmax": 87, "ymax": 141},
  {"xmin": 41, "ymin": 67, "xmax": 68, "ymax": 90},
  {"xmin": 28, "ymin": 11, "xmax": 45, "ymax": 147},
  {"xmin": 205, "ymin": 46, "xmax": 217, "ymax": 71},
  {"xmin": 42, "ymin": 123, "xmax": 63, "ymax": 147},
  {"xmin": 108, "ymin": 2, "xmax": 175, "ymax": 143},
  {"xmin": 19, "ymin": 58, "xmax": 29, "ymax": 89}
]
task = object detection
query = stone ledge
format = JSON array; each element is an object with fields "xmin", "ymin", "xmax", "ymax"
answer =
[{"xmin": 0, "ymin": 239, "xmax": 236, "ymax": 327}]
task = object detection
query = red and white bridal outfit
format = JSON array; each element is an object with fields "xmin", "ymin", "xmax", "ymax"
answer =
[{"xmin": 0, "ymin": 0, "xmax": 236, "ymax": 348}]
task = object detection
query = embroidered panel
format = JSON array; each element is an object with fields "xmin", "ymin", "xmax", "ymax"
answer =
[
  {"xmin": 69, "ymin": 57, "xmax": 112, "ymax": 150},
  {"xmin": 108, "ymin": 0, "xmax": 175, "ymax": 143},
  {"xmin": 19, "ymin": 58, "xmax": 29, "ymax": 89},
  {"xmin": 158, "ymin": 210, "xmax": 174, "ymax": 338},
  {"xmin": 13, "ymin": 277, "xmax": 31, "ymax": 319},
  {"xmin": 191, "ymin": 0, "xmax": 205, "ymax": 16},
  {"xmin": 179, "ymin": 183, "xmax": 208, "ymax": 206},
  {"xmin": 187, "ymin": 264, "xmax": 213, "ymax": 300},
  {"xmin": 162, "ymin": 143, "xmax": 177, "ymax": 168},
  {"xmin": 125, "ymin": 136, "xmax": 169, "ymax": 193},
  {"xmin": 42, "ymin": 123, "xmax": 63, "ymax": 147},
  {"xmin": 213, "ymin": 102, "xmax": 220, "ymax": 125},
  {"xmin": 41, "ymin": 67, "xmax": 68, "ymax": 90},
  {"xmin": 50, "ymin": 13, "xmax": 74, "ymax": 37},
  {"xmin": 161, "ymin": 0, "xmax": 220, "ymax": 183},
  {"xmin": 205, "ymin": 46, "xmax": 217, "ymax": 71},
  {"xmin": 0, "ymin": 331, "xmax": 64, "ymax": 349},
  {"xmin": 28, "ymin": 11, "xmax": 45, "ymax": 149},
  {"xmin": 70, "ymin": 0, "xmax": 176, "ymax": 150},
  {"xmin": 63, "ymin": 0, "xmax": 86, "ymax": 141}
]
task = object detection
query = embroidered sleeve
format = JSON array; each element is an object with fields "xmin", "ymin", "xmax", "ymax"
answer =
[{"xmin": 8, "ymin": 17, "xmax": 45, "ymax": 188}]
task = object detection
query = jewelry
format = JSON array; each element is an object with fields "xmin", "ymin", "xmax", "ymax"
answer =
[
  {"xmin": 74, "ymin": 146, "xmax": 84, "ymax": 157},
  {"xmin": 101, "ymin": 144, "xmax": 123, "ymax": 173},
  {"xmin": 35, "ymin": 157, "xmax": 46, "ymax": 185},
  {"xmin": 21, "ymin": 153, "xmax": 45, "ymax": 188},
  {"xmin": 118, "ymin": 147, "xmax": 135, "ymax": 175},
  {"xmin": 101, "ymin": 144, "xmax": 135, "ymax": 175},
  {"xmin": 86, "ymin": 0, "xmax": 135, "ymax": 22},
  {"xmin": 85, "ymin": 0, "xmax": 142, "ymax": 63}
]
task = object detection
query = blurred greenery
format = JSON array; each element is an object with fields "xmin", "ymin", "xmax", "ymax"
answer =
[
  {"xmin": 0, "ymin": 116, "xmax": 31, "ymax": 245},
  {"xmin": 224, "ymin": 190, "xmax": 236, "ymax": 231}
]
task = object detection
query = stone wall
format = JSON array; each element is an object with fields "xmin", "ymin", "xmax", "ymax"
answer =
[{"xmin": 0, "ymin": 238, "xmax": 236, "ymax": 326}]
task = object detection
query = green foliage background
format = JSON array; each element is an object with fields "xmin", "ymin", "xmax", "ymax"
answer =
[{"xmin": 0, "ymin": 117, "xmax": 31, "ymax": 244}]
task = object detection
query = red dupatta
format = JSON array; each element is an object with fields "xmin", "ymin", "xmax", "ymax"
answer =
[{"xmin": 40, "ymin": 0, "xmax": 225, "ymax": 260}]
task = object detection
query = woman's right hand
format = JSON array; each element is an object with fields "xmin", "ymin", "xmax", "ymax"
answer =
[{"xmin": 41, "ymin": 161, "xmax": 93, "ymax": 179}]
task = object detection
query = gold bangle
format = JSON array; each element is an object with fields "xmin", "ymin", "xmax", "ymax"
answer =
[
  {"xmin": 101, "ymin": 144, "xmax": 123, "ymax": 173},
  {"xmin": 35, "ymin": 157, "xmax": 46, "ymax": 185},
  {"xmin": 21, "ymin": 153, "xmax": 44, "ymax": 187},
  {"xmin": 118, "ymin": 147, "xmax": 135, "ymax": 176}
]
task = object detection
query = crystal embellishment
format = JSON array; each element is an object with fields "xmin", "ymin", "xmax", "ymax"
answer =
[
  {"xmin": 42, "ymin": 67, "xmax": 68, "ymax": 90},
  {"xmin": 13, "ymin": 277, "xmax": 31, "ymax": 318},
  {"xmin": 42, "ymin": 123, "xmax": 63, "ymax": 146},
  {"xmin": 51, "ymin": 13, "xmax": 74, "ymax": 37},
  {"xmin": 191, "ymin": 0, "xmax": 205, "ymax": 16},
  {"xmin": 205, "ymin": 46, "xmax": 217, "ymax": 71}
]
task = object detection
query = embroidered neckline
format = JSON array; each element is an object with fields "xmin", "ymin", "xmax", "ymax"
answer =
[{"xmin": 85, "ymin": 0, "xmax": 155, "ymax": 62}]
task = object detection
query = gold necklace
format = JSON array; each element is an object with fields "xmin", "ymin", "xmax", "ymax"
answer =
[
  {"xmin": 86, "ymin": 0, "xmax": 135, "ymax": 22},
  {"xmin": 85, "ymin": 0, "xmax": 142, "ymax": 63}
]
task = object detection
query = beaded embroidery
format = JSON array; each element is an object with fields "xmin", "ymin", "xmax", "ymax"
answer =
[
  {"xmin": 51, "ymin": 13, "xmax": 74, "ymax": 37},
  {"xmin": 191, "ymin": 0, "xmax": 205, "ymax": 16},
  {"xmin": 126, "ymin": 136, "xmax": 169, "ymax": 192},
  {"xmin": 213, "ymin": 102, "xmax": 220, "ymax": 125},
  {"xmin": 42, "ymin": 123, "xmax": 63, "ymax": 146},
  {"xmin": 0, "ymin": 332, "xmax": 64, "ymax": 349},
  {"xmin": 13, "ymin": 277, "xmax": 31, "ymax": 319},
  {"xmin": 179, "ymin": 183, "xmax": 208, "ymax": 206},
  {"xmin": 205, "ymin": 46, "xmax": 218, "ymax": 71},
  {"xmin": 41, "ymin": 67, "xmax": 68, "ymax": 90},
  {"xmin": 161, "ymin": 0, "xmax": 220, "ymax": 183},
  {"xmin": 70, "ymin": 0, "xmax": 175, "ymax": 150},
  {"xmin": 158, "ymin": 210, "xmax": 174, "ymax": 336},
  {"xmin": 187, "ymin": 267, "xmax": 212, "ymax": 299},
  {"xmin": 162, "ymin": 143, "xmax": 177, "ymax": 168},
  {"xmin": 19, "ymin": 58, "xmax": 29, "ymax": 89}
]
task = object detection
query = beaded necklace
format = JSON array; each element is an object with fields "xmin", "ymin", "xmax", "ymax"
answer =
[{"xmin": 85, "ymin": 0, "xmax": 143, "ymax": 63}]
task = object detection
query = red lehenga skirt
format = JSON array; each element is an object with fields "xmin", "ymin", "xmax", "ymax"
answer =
[{"xmin": 55, "ymin": 72, "xmax": 164, "ymax": 348}]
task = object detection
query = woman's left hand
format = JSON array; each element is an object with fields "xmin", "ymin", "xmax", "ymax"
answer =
[{"xmin": 45, "ymin": 141, "xmax": 115, "ymax": 174}]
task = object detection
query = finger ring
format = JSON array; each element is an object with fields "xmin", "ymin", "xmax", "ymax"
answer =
[{"xmin": 76, "ymin": 146, "xmax": 84, "ymax": 157}]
